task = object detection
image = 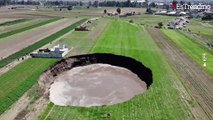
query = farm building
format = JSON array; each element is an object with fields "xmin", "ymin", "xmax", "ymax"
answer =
[{"xmin": 30, "ymin": 44, "xmax": 69, "ymax": 58}]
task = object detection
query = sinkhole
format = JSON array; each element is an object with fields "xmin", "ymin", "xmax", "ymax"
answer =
[{"xmin": 39, "ymin": 53, "xmax": 153, "ymax": 107}]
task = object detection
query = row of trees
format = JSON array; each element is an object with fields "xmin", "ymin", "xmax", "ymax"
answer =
[
  {"xmin": 44, "ymin": 0, "xmax": 147, "ymax": 8},
  {"xmin": 172, "ymin": 1, "xmax": 191, "ymax": 5},
  {"xmin": 0, "ymin": 0, "xmax": 148, "ymax": 8},
  {"xmin": 0, "ymin": 0, "xmax": 199, "ymax": 8},
  {"xmin": 0, "ymin": 0, "xmax": 40, "ymax": 6},
  {"xmin": 99, "ymin": 0, "xmax": 147, "ymax": 8},
  {"xmin": 0, "ymin": 0, "xmax": 11, "ymax": 6}
]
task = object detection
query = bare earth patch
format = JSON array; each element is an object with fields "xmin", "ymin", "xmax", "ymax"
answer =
[
  {"xmin": 0, "ymin": 18, "xmax": 19, "ymax": 24},
  {"xmin": 0, "ymin": 7, "xmax": 53, "ymax": 19},
  {"xmin": 0, "ymin": 93, "xmax": 30, "ymax": 120},
  {"xmin": 0, "ymin": 19, "xmax": 46, "ymax": 34},
  {"xmin": 0, "ymin": 18, "xmax": 80, "ymax": 58},
  {"xmin": 49, "ymin": 64, "xmax": 147, "ymax": 107}
]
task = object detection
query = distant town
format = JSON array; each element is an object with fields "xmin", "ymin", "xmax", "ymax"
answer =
[{"xmin": 1, "ymin": 0, "xmax": 212, "ymax": 20}]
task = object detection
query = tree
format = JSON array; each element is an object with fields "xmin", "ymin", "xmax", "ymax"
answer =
[
  {"xmin": 149, "ymin": 2, "xmax": 156, "ymax": 8},
  {"xmin": 158, "ymin": 22, "xmax": 163, "ymax": 28},
  {"xmin": 0, "ymin": 1, "xmax": 3, "ymax": 6},
  {"xmin": 146, "ymin": 8, "xmax": 152, "ymax": 14},
  {"xmin": 172, "ymin": 0, "xmax": 178, "ymax": 4},
  {"xmin": 180, "ymin": 1, "xmax": 184, "ymax": 5},
  {"xmin": 67, "ymin": 6, "xmax": 72, "ymax": 10},
  {"xmin": 104, "ymin": 9, "xmax": 107, "ymax": 14},
  {"xmin": 116, "ymin": 1, "xmax": 122, "ymax": 7},
  {"xmin": 116, "ymin": 8, "xmax": 121, "ymax": 14},
  {"xmin": 125, "ymin": 0, "xmax": 131, "ymax": 7},
  {"xmin": 88, "ymin": 1, "xmax": 92, "ymax": 7},
  {"xmin": 2, "ymin": 0, "xmax": 6, "ymax": 5},
  {"xmin": 93, "ymin": 1, "xmax": 99, "ymax": 8},
  {"xmin": 145, "ymin": 0, "xmax": 148, "ymax": 8},
  {"xmin": 165, "ymin": 4, "xmax": 170, "ymax": 10},
  {"xmin": 79, "ymin": 1, "xmax": 83, "ymax": 6}
]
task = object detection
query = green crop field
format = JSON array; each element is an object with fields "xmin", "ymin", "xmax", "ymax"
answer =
[
  {"xmin": 0, "ymin": 18, "xmax": 59, "ymax": 40},
  {"xmin": 0, "ymin": 19, "xmax": 88, "ymax": 115},
  {"xmin": 0, "ymin": 58, "xmax": 58, "ymax": 115},
  {"xmin": 51, "ymin": 18, "xmax": 109, "ymax": 56},
  {"xmin": 0, "ymin": 6, "xmax": 212, "ymax": 120},
  {"xmin": 123, "ymin": 14, "xmax": 174, "ymax": 27},
  {"xmin": 0, "ymin": 19, "xmax": 87, "ymax": 69},
  {"xmin": 187, "ymin": 19, "xmax": 213, "ymax": 41},
  {"xmin": 162, "ymin": 29, "xmax": 213, "ymax": 76},
  {"xmin": 0, "ymin": 19, "xmax": 48, "ymax": 35},
  {"xmin": 39, "ymin": 19, "xmax": 193, "ymax": 120},
  {"xmin": 0, "ymin": 19, "xmax": 30, "ymax": 27}
]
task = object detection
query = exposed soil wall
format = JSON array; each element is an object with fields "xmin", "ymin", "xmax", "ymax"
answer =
[
  {"xmin": 49, "ymin": 64, "xmax": 147, "ymax": 106},
  {"xmin": 39, "ymin": 53, "xmax": 153, "ymax": 100}
]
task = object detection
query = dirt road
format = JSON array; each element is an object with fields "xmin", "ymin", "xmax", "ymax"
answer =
[
  {"xmin": 0, "ymin": 18, "xmax": 19, "ymax": 24},
  {"xmin": 0, "ymin": 7, "xmax": 53, "ymax": 19},
  {"xmin": 0, "ymin": 18, "xmax": 79, "ymax": 59},
  {"xmin": 147, "ymin": 28, "xmax": 213, "ymax": 120},
  {"xmin": 0, "ymin": 19, "xmax": 47, "ymax": 34}
]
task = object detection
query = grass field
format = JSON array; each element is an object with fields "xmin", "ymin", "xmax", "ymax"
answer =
[
  {"xmin": 187, "ymin": 19, "xmax": 213, "ymax": 41},
  {"xmin": 0, "ymin": 19, "xmax": 30, "ymax": 27},
  {"xmin": 123, "ymin": 14, "xmax": 174, "ymax": 27},
  {"xmin": 30, "ymin": 7, "xmax": 112, "ymax": 18},
  {"xmin": 0, "ymin": 19, "xmax": 87, "ymax": 69},
  {"xmin": 0, "ymin": 18, "xmax": 59, "ymax": 39},
  {"xmin": 39, "ymin": 19, "xmax": 193, "ymax": 120},
  {"xmin": 0, "ymin": 19, "xmax": 47, "ymax": 34},
  {"xmin": 51, "ymin": 18, "xmax": 109, "ymax": 56},
  {"xmin": 0, "ymin": 19, "xmax": 88, "ymax": 115},
  {"xmin": 0, "ymin": 58, "xmax": 58, "ymax": 115},
  {"xmin": 0, "ymin": 7, "xmax": 211, "ymax": 119},
  {"xmin": 162, "ymin": 29, "xmax": 213, "ymax": 76}
]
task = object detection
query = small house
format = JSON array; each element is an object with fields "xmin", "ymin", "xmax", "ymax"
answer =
[{"xmin": 31, "ymin": 44, "xmax": 69, "ymax": 58}]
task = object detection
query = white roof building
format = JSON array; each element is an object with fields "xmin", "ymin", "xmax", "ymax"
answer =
[{"xmin": 31, "ymin": 44, "xmax": 69, "ymax": 58}]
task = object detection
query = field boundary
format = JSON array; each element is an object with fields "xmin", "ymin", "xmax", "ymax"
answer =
[
  {"xmin": 0, "ymin": 19, "xmax": 87, "ymax": 116},
  {"xmin": 0, "ymin": 18, "xmax": 60, "ymax": 39},
  {"xmin": 0, "ymin": 19, "xmax": 87, "ymax": 69},
  {"xmin": 161, "ymin": 29, "xmax": 213, "ymax": 76},
  {"xmin": 39, "ymin": 103, "xmax": 55, "ymax": 120},
  {"xmin": 148, "ymin": 27, "xmax": 213, "ymax": 119},
  {"xmin": 0, "ymin": 19, "xmax": 31, "ymax": 27},
  {"xmin": 177, "ymin": 30, "xmax": 213, "ymax": 53}
]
